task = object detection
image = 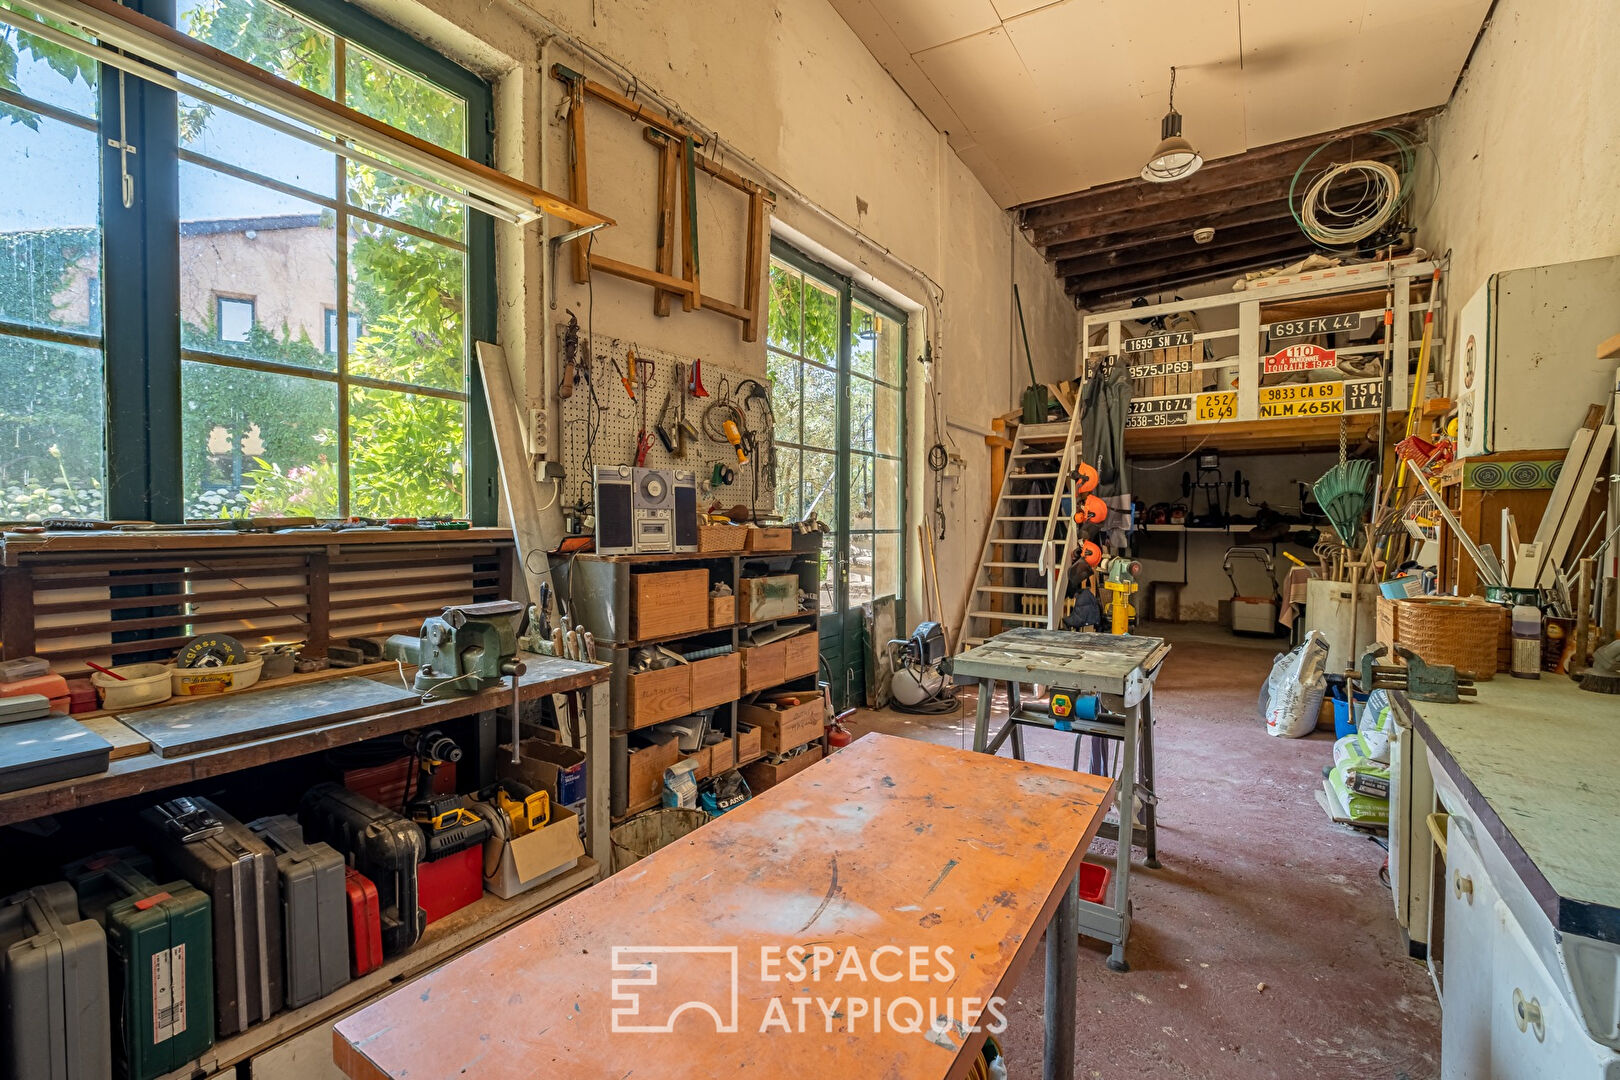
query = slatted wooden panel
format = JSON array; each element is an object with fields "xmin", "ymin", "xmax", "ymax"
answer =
[{"xmin": 0, "ymin": 535, "xmax": 514, "ymax": 674}]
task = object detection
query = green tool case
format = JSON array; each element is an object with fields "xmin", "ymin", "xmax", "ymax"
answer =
[{"xmin": 64, "ymin": 849, "xmax": 214, "ymax": 1080}]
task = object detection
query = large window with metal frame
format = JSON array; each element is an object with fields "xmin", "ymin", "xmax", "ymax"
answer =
[
  {"xmin": 0, "ymin": 0, "xmax": 494, "ymax": 522},
  {"xmin": 765, "ymin": 247, "xmax": 905, "ymax": 613}
]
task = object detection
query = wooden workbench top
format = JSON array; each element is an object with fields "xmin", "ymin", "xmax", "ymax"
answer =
[
  {"xmin": 1406, "ymin": 677, "xmax": 1620, "ymax": 943},
  {"xmin": 0, "ymin": 653, "xmax": 607, "ymax": 826},
  {"xmin": 334, "ymin": 732, "xmax": 1114, "ymax": 1080}
]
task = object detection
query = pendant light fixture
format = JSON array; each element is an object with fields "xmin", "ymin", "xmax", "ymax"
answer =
[{"xmin": 1141, "ymin": 66, "xmax": 1203, "ymax": 183}]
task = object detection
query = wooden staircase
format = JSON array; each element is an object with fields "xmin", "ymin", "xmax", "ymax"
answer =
[{"xmin": 957, "ymin": 421, "xmax": 1076, "ymax": 649}]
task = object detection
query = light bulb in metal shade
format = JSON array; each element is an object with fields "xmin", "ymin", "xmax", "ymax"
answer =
[{"xmin": 1141, "ymin": 109, "xmax": 1202, "ymax": 183}]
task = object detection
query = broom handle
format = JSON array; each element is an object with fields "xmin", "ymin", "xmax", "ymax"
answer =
[{"xmin": 1014, "ymin": 284, "xmax": 1040, "ymax": 388}]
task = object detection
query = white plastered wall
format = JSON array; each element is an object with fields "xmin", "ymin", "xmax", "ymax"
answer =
[
  {"xmin": 1415, "ymin": 0, "xmax": 1620, "ymax": 383},
  {"xmin": 352, "ymin": 0, "xmax": 1078, "ymax": 636}
]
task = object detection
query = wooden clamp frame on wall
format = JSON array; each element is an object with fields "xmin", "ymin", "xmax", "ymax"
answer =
[
  {"xmin": 553, "ymin": 63, "xmax": 700, "ymax": 307},
  {"xmin": 552, "ymin": 63, "xmax": 776, "ymax": 342}
]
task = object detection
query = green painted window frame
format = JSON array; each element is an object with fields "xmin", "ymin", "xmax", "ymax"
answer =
[
  {"xmin": 767, "ymin": 239, "xmax": 908, "ymax": 615},
  {"xmin": 68, "ymin": 0, "xmax": 499, "ymax": 522}
]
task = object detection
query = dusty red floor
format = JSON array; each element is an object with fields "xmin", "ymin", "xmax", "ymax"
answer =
[{"xmin": 847, "ymin": 629, "xmax": 1440, "ymax": 1079}]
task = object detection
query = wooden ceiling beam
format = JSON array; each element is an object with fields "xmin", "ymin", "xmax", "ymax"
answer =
[
  {"xmin": 1054, "ymin": 218, "xmax": 1306, "ymax": 279},
  {"xmin": 1042, "ymin": 201, "xmax": 1301, "ymax": 263},
  {"xmin": 1017, "ymin": 108, "xmax": 1436, "ymax": 231},
  {"xmin": 1029, "ymin": 149, "xmax": 1403, "ymax": 249},
  {"xmin": 1066, "ymin": 237, "xmax": 1315, "ymax": 299}
]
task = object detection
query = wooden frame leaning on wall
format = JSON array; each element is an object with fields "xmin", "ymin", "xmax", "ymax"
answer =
[{"xmin": 551, "ymin": 63, "xmax": 775, "ymax": 342}]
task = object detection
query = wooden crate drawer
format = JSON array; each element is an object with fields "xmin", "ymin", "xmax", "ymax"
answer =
[
  {"xmin": 632, "ymin": 570, "xmax": 711, "ymax": 640},
  {"xmin": 783, "ymin": 632, "xmax": 818, "ymax": 679},
  {"xmin": 709, "ymin": 595, "xmax": 735, "ymax": 628},
  {"xmin": 708, "ymin": 736, "xmax": 735, "ymax": 774},
  {"xmin": 739, "ymin": 699, "xmax": 823, "ymax": 754},
  {"xmin": 736, "ymin": 722, "xmax": 762, "ymax": 763},
  {"xmin": 740, "ymin": 744, "xmax": 823, "ymax": 792},
  {"xmin": 689, "ymin": 652, "xmax": 741, "ymax": 712},
  {"xmin": 744, "ymin": 527, "xmax": 791, "ymax": 552},
  {"xmin": 740, "ymin": 641, "xmax": 787, "ymax": 692},
  {"xmin": 627, "ymin": 664, "xmax": 691, "ymax": 729},
  {"xmin": 739, "ymin": 575, "xmax": 799, "ymax": 622}
]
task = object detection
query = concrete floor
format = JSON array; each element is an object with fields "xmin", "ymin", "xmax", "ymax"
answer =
[{"xmin": 847, "ymin": 624, "xmax": 1440, "ymax": 1079}]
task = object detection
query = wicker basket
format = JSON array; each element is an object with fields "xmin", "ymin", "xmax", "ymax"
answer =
[
  {"xmin": 697, "ymin": 524, "xmax": 747, "ymax": 552},
  {"xmin": 1393, "ymin": 596, "xmax": 1505, "ymax": 679}
]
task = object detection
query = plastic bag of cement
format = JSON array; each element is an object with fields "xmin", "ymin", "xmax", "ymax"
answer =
[
  {"xmin": 1321, "ymin": 757, "xmax": 1386, "ymax": 822},
  {"xmin": 1262, "ymin": 630, "xmax": 1330, "ymax": 738},
  {"xmin": 662, "ymin": 758, "xmax": 699, "ymax": 809},
  {"xmin": 1334, "ymin": 730, "xmax": 1390, "ymax": 767}
]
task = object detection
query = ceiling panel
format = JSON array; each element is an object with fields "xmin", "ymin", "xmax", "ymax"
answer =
[{"xmin": 831, "ymin": 0, "xmax": 1491, "ymax": 206}]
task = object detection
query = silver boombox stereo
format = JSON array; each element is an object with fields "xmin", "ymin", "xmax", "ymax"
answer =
[{"xmin": 594, "ymin": 466, "xmax": 699, "ymax": 555}]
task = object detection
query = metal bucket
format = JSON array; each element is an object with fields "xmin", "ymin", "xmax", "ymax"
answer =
[{"xmin": 610, "ymin": 807, "xmax": 708, "ymax": 872}]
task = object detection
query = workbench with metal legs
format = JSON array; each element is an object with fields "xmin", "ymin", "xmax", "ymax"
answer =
[{"xmin": 952, "ymin": 628, "xmax": 1169, "ymax": 972}]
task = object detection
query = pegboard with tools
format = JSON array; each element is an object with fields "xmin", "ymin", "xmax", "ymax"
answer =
[{"xmin": 555, "ymin": 325, "xmax": 778, "ymax": 520}]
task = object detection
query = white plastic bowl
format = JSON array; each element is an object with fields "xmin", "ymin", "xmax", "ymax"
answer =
[
  {"xmin": 171, "ymin": 657, "xmax": 263, "ymax": 697},
  {"xmin": 91, "ymin": 662, "xmax": 173, "ymax": 709}
]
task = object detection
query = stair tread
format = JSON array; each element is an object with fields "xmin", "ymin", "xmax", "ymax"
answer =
[
  {"xmin": 967, "ymin": 609, "xmax": 1047, "ymax": 622},
  {"xmin": 994, "ymin": 515, "xmax": 1048, "ymax": 521},
  {"xmin": 975, "ymin": 585, "xmax": 1046, "ymax": 595},
  {"xmin": 984, "ymin": 561, "xmax": 1038, "ymax": 568}
]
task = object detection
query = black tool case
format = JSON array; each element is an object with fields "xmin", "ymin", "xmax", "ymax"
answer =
[
  {"xmin": 64, "ymin": 850, "xmax": 213, "ymax": 1080},
  {"xmin": 247, "ymin": 815, "xmax": 351, "ymax": 1007},
  {"xmin": 0, "ymin": 881, "xmax": 112, "ymax": 1080},
  {"xmin": 299, "ymin": 783, "xmax": 426, "ymax": 958},
  {"xmin": 139, "ymin": 798, "xmax": 283, "ymax": 1036}
]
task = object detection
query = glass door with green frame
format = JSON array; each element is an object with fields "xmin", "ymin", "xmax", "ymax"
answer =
[{"xmin": 766, "ymin": 245, "xmax": 905, "ymax": 710}]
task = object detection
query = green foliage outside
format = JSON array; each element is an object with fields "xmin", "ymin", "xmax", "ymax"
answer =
[{"xmin": 0, "ymin": 0, "xmax": 469, "ymax": 522}]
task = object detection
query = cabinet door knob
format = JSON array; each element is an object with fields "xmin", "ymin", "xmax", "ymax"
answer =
[
  {"xmin": 1513, "ymin": 988, "xmax": 1545, "ymax": 1041},
  {"xmin": 1454, "ymin": 872, "xmax": 1474, "ymax": 902}
]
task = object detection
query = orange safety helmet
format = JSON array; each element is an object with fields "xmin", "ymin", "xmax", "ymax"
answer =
[
  {"xmin": 1072, "ymin": 462, "xmax": 1099, "ymax": 495},
  {"xmin": 1078, "ymin": 539, "xmax": 1103, "ymax": 568},
  {"xmin": 1073, "ymin": 493, "xmax": 1109, "ymax": 525}
]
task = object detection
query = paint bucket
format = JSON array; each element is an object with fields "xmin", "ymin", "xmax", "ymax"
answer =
[
  {"xmin": 1328, "ymin": 684, "xmax": 1370, "ymax": 739},
  {"xmin": 610, "ymin": 807, "xmax": 709, "ymax": 872}
]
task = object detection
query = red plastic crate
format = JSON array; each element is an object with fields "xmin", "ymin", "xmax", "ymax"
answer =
[
  {"xmin": 418, "ymin": 845, "xmax": 483, "ymax": 924},
  {"xmin": 1079, "ymin": 861, "xmax": 1111, "ymax": 905}
]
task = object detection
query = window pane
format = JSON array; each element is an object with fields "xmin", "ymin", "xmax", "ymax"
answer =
[
  {"xmin": 849, "ymin": 375, "xmax": 874, "ymax": 454},
  {"xmin": 874, "ymin": 456, "xmax": 900, "ymax": 531},
  {"xmin": 767, "ymin": 262, "xmax": 801, "ymax": 354},
  {"xmin": 850, "ymin": 452, "xmax": 873, "ymax": 531},
  {"xmin": 801, "ymin": 450, "xmax": 837, "ymax": 527},
  {"xmin": 346, "ymin": 160, "xmax": 465, "ymax": 242},
  {"xmin": 801, "ymin": 364, "xmax": 838, "ymax": 451},
  {"xmin": 803, "ymin": 278, "xmax": 838, "ymax": 365},
  {"xmin": 180, "ymin": 92, "xmax": 338, "ymax": 195},
  {"xmin": 849, "ymin": 532, "xmax": 873, "ymax": 608},
  {"xmin": 766, "ymin": 351, "xmax": 800, "ymax": 444},
  {"xmin": 0, "ymin": 120, "xmax": 100, "ymax": 333},
  {"xmin": 179, "ymin": 162, "xmax": 338, "ymax": 370},
  {"xmin": 872, "ymin": 530, "xmax": 901, "ymax": 600},
  {"xmin": 773, "ymin": 445, "xmax": 800, "ymax": 522},
  {"xmin": 182, "ymin": 361, "xmax": 338, "ymax": 518},
  {"xmin": 874, "ymin": 311, "xmax": 904, "ymax": 385},
  {"xmin": 874, "ymin": 383, "xmax": 902, "ymax": 457},
  {"xmin": 348, "ymin": 386, "xmax": 465, "ymax": 517},
  {"xmin": 178, "ymin": 0, "xmax": 335, "ymax": 95},
  {"xmin": 346, "ymin": 46, "xmax": 464, "ymax": 152},
  {"xmin": 851, "ymin": 303, "xmax": 875, "ymax": 377},
  {"xmin": 819, "ymin": 533, "xmax": 836, "ymax": 615},
  {"xmin": 348, "ymin": 221, "xmax": 464, "ymax": 391},
  {"xmin": 0, "ymin": 337, "xmax": 105, "ymax": 520},
  {"xmin": 2, "ymin": 15, "xmax": 98, "ymax": 118}
]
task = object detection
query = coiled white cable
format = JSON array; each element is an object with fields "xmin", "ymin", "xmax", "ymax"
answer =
[{"xmin": 1298, "ymin": 159, "xmax": 1402, "ymax": 246}]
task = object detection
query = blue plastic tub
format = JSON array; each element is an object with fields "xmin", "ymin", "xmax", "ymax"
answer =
[{"xmin": 1329, "ymin": 687, "xmax": 1370, "ymax": 739}]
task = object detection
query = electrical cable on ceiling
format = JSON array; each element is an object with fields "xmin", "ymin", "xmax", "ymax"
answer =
[{"xmin": 1289, "ymin": 128, "xmax": 1424, "ymax": 248}]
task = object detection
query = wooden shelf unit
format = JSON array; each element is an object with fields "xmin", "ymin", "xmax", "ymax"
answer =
[{"xmin": 560, "ymin": 548, "xmax": 822, "ymax": 819}]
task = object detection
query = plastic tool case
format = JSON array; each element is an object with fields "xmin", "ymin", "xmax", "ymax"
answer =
[
  {"xmin": 63, "ymin": 850, "xmax": 213, "ymax": 1080},
  {"xmin": 299, "ymin": 783, "xmax": 426, "ymax": 958},
  {"xmin": 0, "ymin": 882, "xmax": 113, "ymax": 1080},
  {"xmin": 138, "ymin": 798, "xmax": 283, "ymax": 1036},
  {"xmin": 248, "ymin": 815, "xmax": 351, "ymax": 1007},
  {"xmin": 343, "ymin": 867, "xmax": 384, "ymax": 977}
]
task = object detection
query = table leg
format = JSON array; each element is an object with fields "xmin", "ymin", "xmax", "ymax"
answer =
[
  {"xmin": 973, "ymin": 678, "xmax": 992, "ymax": 752},
  {"xmin": 1106, "ymin": 704, "xmax": 1139, "ymax": 973},
  {"xmin": 1044, "ymin": 871, "xmax": 1078, "ymax": 1080},
  {"xmin": 586, "ymin": 681, "xmax": 612, "ymax": 872},
  {"xmin": 1010, "ymin": 720, "xmax": 1026, "ymax": 762},
  {"xmin": 1140, "ymin": 689, "xmax": 1160, "ymax": 871}
]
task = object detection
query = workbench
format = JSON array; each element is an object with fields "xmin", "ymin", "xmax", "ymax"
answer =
[
  {"xmin": 333, "ymin": 733, "xmax": 1115, "ymax": 1080},
  {"xmin": 949, "ymin": 628, "xmax": 1169, "ymax": 971},
  {"xmin": 0, "ymin": 653, "xmax": 611, "ymax": 1080},
  {"xmin": 1399, "ymin": 677, "xmax": 1620, "ymax": 1077}
]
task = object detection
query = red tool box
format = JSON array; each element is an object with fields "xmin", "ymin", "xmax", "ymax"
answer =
[
  {"xmin": 417, "ymin": 847, "xmax": 482, "ymax": 924},
  {"xmin": 344, "ymin": 867, "xmax": 384, "ymax": 977}
]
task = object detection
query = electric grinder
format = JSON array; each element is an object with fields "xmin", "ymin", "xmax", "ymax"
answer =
[{"xmin": 412, "ymin": 600, "xmax": 528, "ymax": 762}]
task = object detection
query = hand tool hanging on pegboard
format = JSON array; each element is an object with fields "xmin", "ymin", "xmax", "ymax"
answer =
[{"xmin": 631, "ymin": 350, "xmax": 655, "ymax": 467}]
